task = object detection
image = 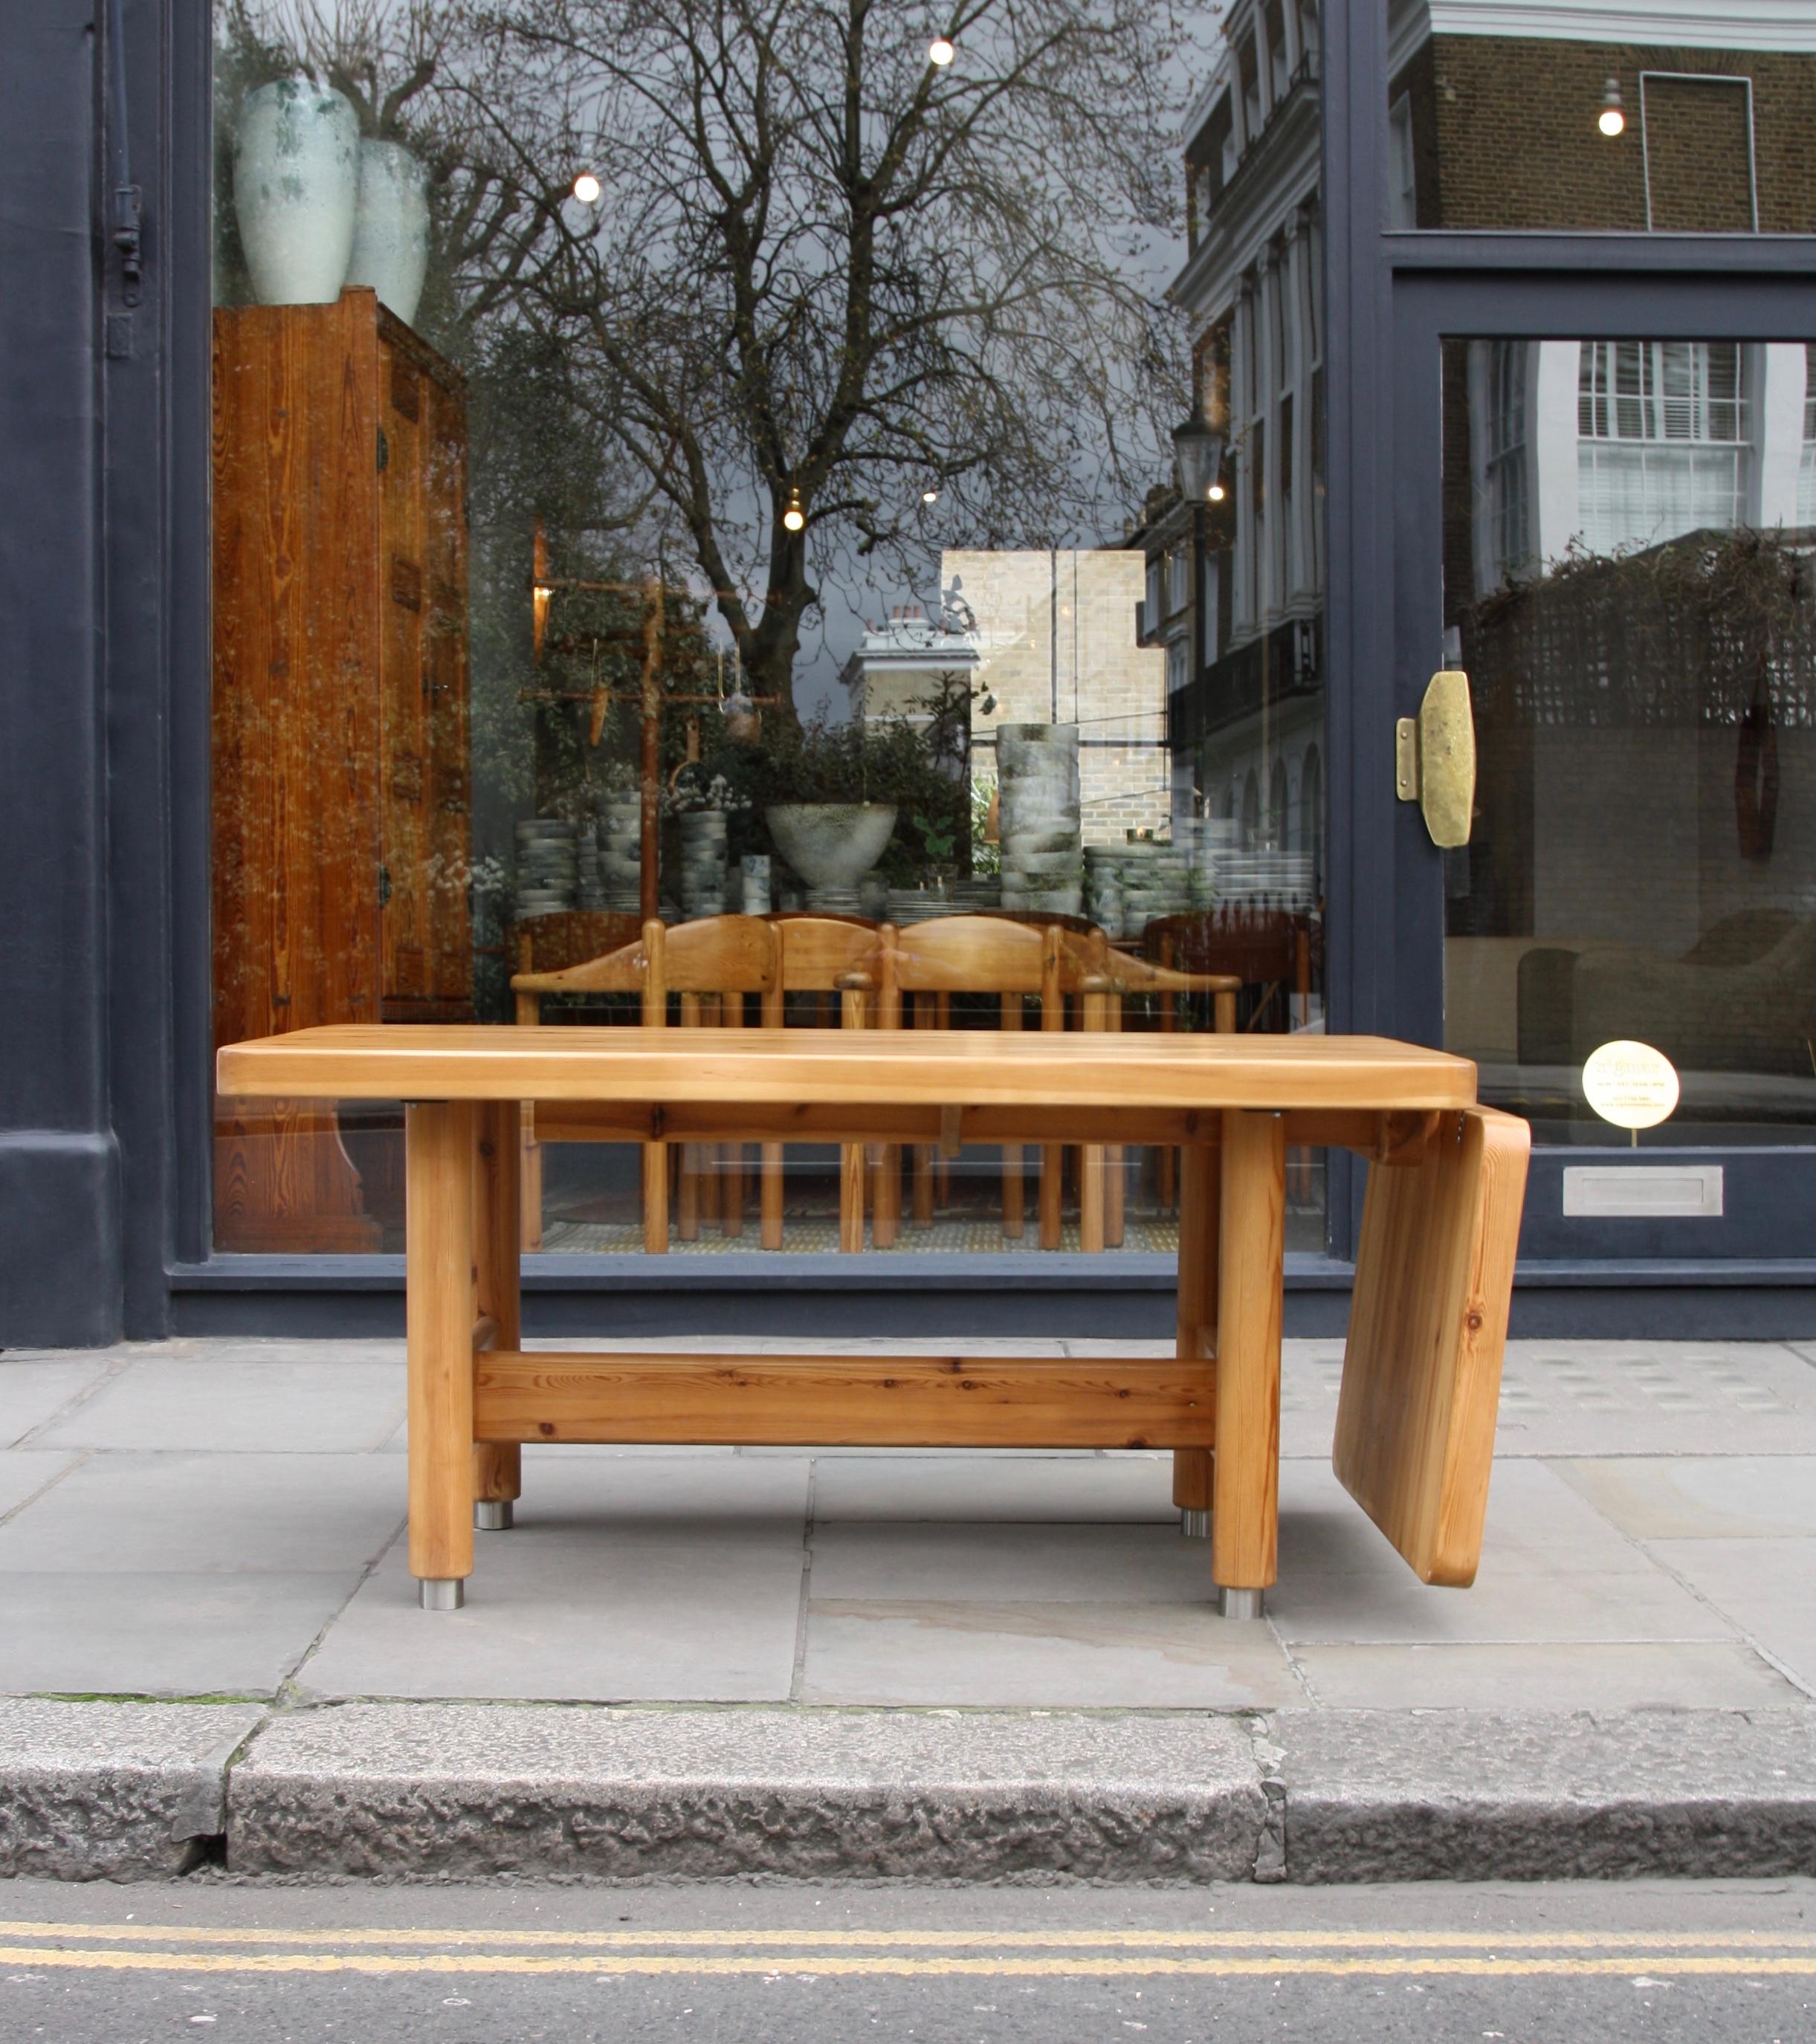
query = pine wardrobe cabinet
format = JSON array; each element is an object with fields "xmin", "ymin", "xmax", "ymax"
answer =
[{"xmin": 211, "ymin": 286, "xmax": 471, "ymax": 1251}]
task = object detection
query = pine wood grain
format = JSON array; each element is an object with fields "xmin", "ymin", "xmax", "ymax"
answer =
[
  {"xmin": 1212, "ymin": 1110, "xmax": 1285, "ymax": 1591},
  {"xmin": 1333, "ymin": 1106, "xmax": 1531, "ymax": 1586},
  {"xmin": 406, "ymin": 1102, "xmax": 475, "ymax": 1582},
  {"xmin": 472, "ymin": 1351, "xmax": 1215, "ymax": 1448},
  {"xmin": 220, "ymin": 1024, "xmax": 1479, "ymax": 1111},
  {"xmin": 471, "ymin": 1100, "xmax": 521, "ymax": 1509}
]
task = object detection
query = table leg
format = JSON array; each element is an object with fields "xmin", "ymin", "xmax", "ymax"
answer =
[
  {"xmin": 1174, "ymin": 1138, "xmax": 1218, "ymax": 1539},
  {"xmin": 1212, "ymin": 1109, "xmax": 1284, "ymax": 1617},
  {"xmin": 407, "ymin": 1101, "xmax": 476, "ymax": 1608},
  {"xmin": 472, "ymin": 1099, "xmax": 521, "ymax": 1534}
]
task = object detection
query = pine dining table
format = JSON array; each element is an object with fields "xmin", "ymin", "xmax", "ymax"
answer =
[{"xmin": 216, "ymin": 1024, "xmax": 1530, "ymax": 1616}]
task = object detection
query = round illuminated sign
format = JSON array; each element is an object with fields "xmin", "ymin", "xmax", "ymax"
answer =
[{"xmin": 1581, "ymin": 1040, "xmax": 1679, "ymax": 1131}]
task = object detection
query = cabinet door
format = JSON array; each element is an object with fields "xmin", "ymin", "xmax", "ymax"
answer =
[
  {"xmin": 378, "ymin": 333, "xmax": 433, "ymax": 1012},
  {"xmin": 422, "ymin": 366, "xmax": 471, "ymax": 1007}
]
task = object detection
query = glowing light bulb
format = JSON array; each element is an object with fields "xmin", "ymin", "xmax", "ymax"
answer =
[
  {"xmin": 572, "ymin": 172, "xmax": 601, "ymax": 204},
  {"xmin": 1207, "ymin": 482, "xmax": 1226, "ymax": 502},
  {"xmin": 782, "ymin": 483, "xmax": 807, "ymax": 533},
  {"xmin": 1597, "ymin": 79, "xmax": 1624, "ymax": 138},
  {"xmin": 928, "ymin": 34, "xmax": 955, "ymax": 66},
  {"xmin": 922, "ymin": 488, "xmax": 940, "ymax": 504}
]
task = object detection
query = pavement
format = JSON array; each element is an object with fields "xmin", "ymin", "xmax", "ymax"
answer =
[{"xmin": 1, "ymin": 1334, "xmax": 1815, "ymax": 1883}]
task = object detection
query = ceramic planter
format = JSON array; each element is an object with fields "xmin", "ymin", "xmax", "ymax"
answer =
[
  {"xmin": 233, "ymin": 77, "xmax": 360, "ymax": 305},
  {"xmin": 765, "ymin": 803, "xmax": 897, "ymax": 891},
  {"xmin": 346, "ymin": 139, "xmax": 430, "ymax": 326}
]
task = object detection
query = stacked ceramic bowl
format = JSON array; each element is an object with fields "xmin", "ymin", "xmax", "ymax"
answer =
[
  {"xmin": 596, "ymin": 795, "xmax": 643, "ymax": 913},
  {"xmin": 997, "ymin": 724, "xmax": 1082, "ymax": 916},
  {"xmin": 1213, "ymin": 849, "xmax": 1317, "ymax": 911},
  {"xmin": 1112, "ymin": 840, "xmax": 1191, "ymax": 935},
  {"xmin": 514, "ymin": 818, "xmax": 578, "ymax": 918},
  {"xmin": 676, "ymin": 810, "xmax": 729, "ymax": 919},
  {"xmin": 1084, "ymin": 847, "xmax": 1125, "ymax": 935},
  {"xmin": 953, "ymin": 879, "xmax": 1001, "ymax": 913},
  {"xmin": 572, "ymin": 823, "xmax": 607, "ymax": 911},
  {"xmin": 887, "ymin": 887, "xmax": 965, "ymax": 924}
]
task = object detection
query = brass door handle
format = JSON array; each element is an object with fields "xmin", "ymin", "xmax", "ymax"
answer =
[{"xmin": 1396, "ymin": 669, "xmax": 1476, "ymax": 848}]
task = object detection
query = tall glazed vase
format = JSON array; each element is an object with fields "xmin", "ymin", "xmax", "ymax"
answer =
[
  {"xmin": 233, "ymin": 77, "xmax": 359, "ymax": 305},
  {"xmin": 346, "ymin": 140, "xmax": 430, "ymax": 326}
]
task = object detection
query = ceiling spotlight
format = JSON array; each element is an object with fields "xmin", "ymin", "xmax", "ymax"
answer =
[
  {"xmin": 572, "ymin": 171, "xmax": 601, "ymax": 204},
  {"xmin": 782, "ymin": 482, "xmax": 807, "ymax": 534},
  {"xmin": 1597, "ymin": 78, "xmax": 1625, "ymax": 138},
  {"xmin": 928, "ymin": 33, "xmax": 955, "ymax": 66},
  {"xmin": 1207, "ymin": 482, "xmax": 1226, "ymax": 502},
  {"xmin": 922, "ymin": 487, "xmax": 940, "ymax": 504}
]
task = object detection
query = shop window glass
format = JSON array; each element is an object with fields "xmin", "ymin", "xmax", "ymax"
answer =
[
  {"xmin": 208, "ymin": 0, "xmax": 1327, "ymax": 1259},
  {"xmin": 1444, "ymin": 336, "xmax": 1816, "ymax": 1145}
]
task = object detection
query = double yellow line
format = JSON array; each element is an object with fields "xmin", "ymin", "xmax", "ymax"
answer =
[{"xmin": 2, "ymin": 1924, "xmax": 1814, "ymax": 1980}]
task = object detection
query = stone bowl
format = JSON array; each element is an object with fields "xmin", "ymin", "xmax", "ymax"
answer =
[{"xmin": 766, "ymin": 803, "xmax": 897, "ymax": 891}]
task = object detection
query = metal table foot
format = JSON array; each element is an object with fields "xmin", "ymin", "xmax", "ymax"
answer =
[
  {"xmin": 419, "ymin": 1578, "xmax": 465, "ymax": 1611},
  {"xmin": 1179, "ymin": 1508, "xmax": 1209, "ymax": 1540},
  {"xmin": 1218, "ymin": 1585, "xmax": 1264, "ymax": 1620},
  {"xmin": 474, "ymin": 1501, "xmax": 514, "ymax": 1532}
]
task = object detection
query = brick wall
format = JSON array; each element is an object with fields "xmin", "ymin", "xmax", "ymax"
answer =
[
  {"xmin": 1391, "ymin": 38, "xmax": 1816, "ymax": 232},
  {"xmin": 941, "ymin": 549, "xmax": 1171, "ymax": 841}
]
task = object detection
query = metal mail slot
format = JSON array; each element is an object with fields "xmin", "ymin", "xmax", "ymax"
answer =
[{"xmin": 1562, "ymin": 1164, "xmax": 1724, "ymax": 1219}]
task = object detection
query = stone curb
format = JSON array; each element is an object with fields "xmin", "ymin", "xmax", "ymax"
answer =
[
  {"xmin": 0, "ymin": 1698, "xmax": 267, "ymax": 1880},
  {"xmin": 225, "ymin": 1705, "xmax": 1269, "ymax": 1882},
  {"xmin": 5, "ymin": 1702, "xmax": 1815, "ymax": 1883},
  {"xmin": 1266, "ymin": 1707, "xmax": 1816, "ymax": 1883}
]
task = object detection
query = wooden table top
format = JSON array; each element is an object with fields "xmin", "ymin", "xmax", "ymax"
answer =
[{"xmin": 218, "ymin": 1025, "xmax": 1478, "ymax": 1113}]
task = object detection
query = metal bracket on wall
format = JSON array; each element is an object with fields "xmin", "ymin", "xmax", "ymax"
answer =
[{"xmin": 1395, "ymin": 669, "xmax": 1476, "ymax": 848}]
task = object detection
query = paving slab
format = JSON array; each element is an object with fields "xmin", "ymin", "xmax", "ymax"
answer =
[
  {"xmin": 0, "ymin": 1356, "xmax": 118, "ymax": 1446},
  {"xmin": 801, "ymin": 1598, "xmax": 1304, "ymax": 1707},
  {"xmin": 1645, "ymin": 1536, "xmax": 1816, "ymax": 1694},
  {"xmin": 0, "ymin": 1696, "xmax": 265, "ymax": 1879},
  {"xmin": 1267, "ymin": 1460, "xmax": 1736, "ymax": 1646},
  {"xmin": 1558, "ymin": 1455, "xmax": 1816, "ymax": 1540},
  {"xmin": 808, "ymin": 1521, "xmax": 1224, "ymax": 1604},
  {"xmin": 811, "ymin": 1452, "xmax": 1177, "ymax": 1522},
  {"xmin": 0, "ymin": 1452, "xmax": 404, "ymax": 1576},
  {"xmin": 227, "ymin": 1703, "xmax": 1268, "ymax": 1882},
  {"xmin": 33, "ymin": 1355, "xmax": 405, "ymax": 1454},
  {"xmin": 0, "ymin": 1450, "xmax": 80, "ymax": 1519},
  {"xmin": 1265, "ymin": 1707, "xmax": 1816, "ymax": 1880},
  {"xmin": 1290, "ymin": 1639, "xmax": 1804, "ymax": 1712},
  {"xmin": 294, "ymin": 1456, "xmax": 810, "ymax": 1702},
  {"xmin": 0, "ymin": 1571, "xmax": 359, "ymax": 1698}
]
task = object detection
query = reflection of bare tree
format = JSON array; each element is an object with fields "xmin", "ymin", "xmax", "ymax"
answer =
[{"xmin": 442, "ymin": 0, "xmax": 1192, "ymax": 716}]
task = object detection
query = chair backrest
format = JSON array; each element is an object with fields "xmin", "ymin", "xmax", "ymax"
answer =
[
  {"xmin": 776, "ymin": 916, "xmax": 888, "ymax": 994},
  {"xmin": 656, "ymin": 914, "xmax": 782, "ymax": 996},
  {"xmin": 511, "ymin": 915, "xmax": 783, "ymax": 1027},
  {"xmin": 879, "ymin": 915, "xmax": 1062, "ymax": 1006},
  {"xmin": 511, "ymin": 929, "xmax": 649, "ymax": 1000}
]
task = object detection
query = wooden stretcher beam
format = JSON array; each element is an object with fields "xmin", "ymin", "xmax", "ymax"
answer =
[
  {"xmin": 523, "ymin": 1101, "xmax": 1435, "ymax": 1157},
  {"xmin": 471, "ymin": 1350, "xmax": 1216, "ymax": 1449}
]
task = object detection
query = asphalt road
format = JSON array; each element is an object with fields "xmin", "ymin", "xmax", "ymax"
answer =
[{"xmin": 1, "ymin": 1875, "xmax": 1812, "ymax": 2043}]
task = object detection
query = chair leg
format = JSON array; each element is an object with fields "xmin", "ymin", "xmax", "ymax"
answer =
[
  {"xmin": 519, "ymin": 1121, "xmax": 543, "ymax": 1253},
  {"xmin": 1174, "ymin": 1138, "xmax": 1218, "ymax": 1538},
  {"xmin": 1105, "ymin": 998, "xmax": 1125, "ymax": 1248},
  {"xmin": 999, "ymin": 993, "xmax": 1024, "ymax": 1238},
  {"xmin": 642, "ymin": 1142, "xmax": 669, "ymax": 1252},
  {"xmin": 473, "ymin": 1100, "xmax": 522, "ymax": 1531},
  {"xmin": 760, "ymin": 1141, "xmax": 784, "ymax": 1249},
  {"xmin": 873, "ymin": 1143, "xmax": 901, "ymax": 1247},
  {"xmin": 720, "ymin": 992, "xmax": 744, "ymax": 1238}
]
